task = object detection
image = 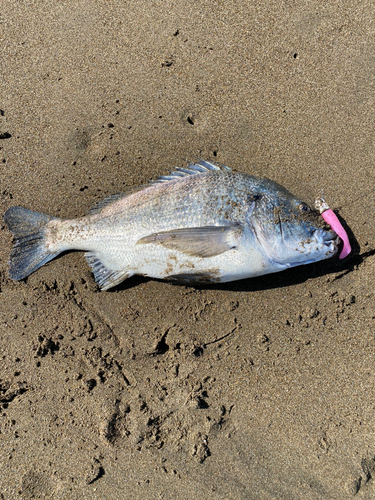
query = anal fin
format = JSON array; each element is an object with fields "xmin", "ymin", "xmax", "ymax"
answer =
[{"xmin": 85, "ymin": 252, "xmax": 130, "ymax": 290}]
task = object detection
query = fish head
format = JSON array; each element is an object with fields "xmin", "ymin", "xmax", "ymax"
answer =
[{"xmin": 248, "ymin": 179, "xmax": 339, "ymax": 269}]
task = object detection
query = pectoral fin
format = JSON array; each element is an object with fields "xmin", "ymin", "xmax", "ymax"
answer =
[{"xmin": 136, "ymin": 224, "xmax": 242, "ymax": 258}]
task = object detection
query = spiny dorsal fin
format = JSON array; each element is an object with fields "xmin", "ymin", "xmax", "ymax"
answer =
[
  {"xmin": 151, "ymin": 159, "xmax": 232, "ymax": 185},
  {"xmin": 88, "ymin": 160, "xmax": 232, "ymax": 214}
]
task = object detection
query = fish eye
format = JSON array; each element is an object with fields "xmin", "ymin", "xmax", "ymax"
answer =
[
  {"xmin": 247, "ymin": 193, "xmax": 261, "ymax": 203},
  {"xmin": 298, "ymin": 203, "xmax": 311, "ymax": 213}
]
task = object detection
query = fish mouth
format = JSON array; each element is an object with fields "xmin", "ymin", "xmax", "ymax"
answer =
[
  {"xmin": 314, "ymin": 229, "xmax": 338, "ymax": 245},
  {"xmin": 314, "ymin": 229, "xmax": 339, "ymax": 254}
]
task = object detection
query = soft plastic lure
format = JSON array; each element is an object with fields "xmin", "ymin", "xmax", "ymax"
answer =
[{"xmin": 315, "ymin": 198, "xmax": 351, "ymax": 259}]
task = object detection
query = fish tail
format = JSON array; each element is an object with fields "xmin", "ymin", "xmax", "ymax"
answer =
[{"xmin": 4, "ymin": 206, "xmax": 60, "ymax": 281}]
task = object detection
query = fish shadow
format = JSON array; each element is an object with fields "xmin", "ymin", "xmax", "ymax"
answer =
[{"xmin": 112, "ymin": 214, "xmax": 369, "ymax": 293}]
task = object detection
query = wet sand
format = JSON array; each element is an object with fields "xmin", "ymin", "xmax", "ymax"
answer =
[{"xmin": 1, "ymin": 1, "xmax": 375, "ymax": 498}]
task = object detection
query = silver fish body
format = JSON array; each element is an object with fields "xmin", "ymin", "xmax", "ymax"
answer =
[{"xmin": 4, "ymin": 160, "xmax": 338, "ymax": 290}]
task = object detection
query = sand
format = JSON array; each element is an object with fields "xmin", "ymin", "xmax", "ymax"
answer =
[{"xmin": 1, "ymin": 1, "xmax": 375, "ymax": 498}]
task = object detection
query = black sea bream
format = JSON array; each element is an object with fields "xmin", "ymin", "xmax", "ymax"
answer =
[{"xmin": 4, "ymin": 160, "xmax": 338, "ymax": 290}]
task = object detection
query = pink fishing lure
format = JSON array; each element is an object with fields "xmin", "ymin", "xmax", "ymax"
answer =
[{"xmin": 315, "ymin": 198, "xmax": 351, "ymax": 259}]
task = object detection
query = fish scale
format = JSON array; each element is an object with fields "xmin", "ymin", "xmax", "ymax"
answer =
[
  {"xmin": 4, "ymin": 160, "xmax": 339, "ymax": 290},
  {"xmin": 144, "ymin": 173, "xmax": 251, "ymax": 228}
]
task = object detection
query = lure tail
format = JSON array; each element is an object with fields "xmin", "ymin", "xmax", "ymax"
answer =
[
  {"xmin": 4, "ymin": 206, "xmax": 60, "ymax": 281},
  {"xmin": 315, "ymin": 198, "xmax": 351, "ymax": 259}
]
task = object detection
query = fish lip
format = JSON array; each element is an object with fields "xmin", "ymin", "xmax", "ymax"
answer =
[
  {"xmin": 314, "ymin": 229, "xmax": 338, "ymax": 247},
  {"xmin": 314, "ymin": 229, "xmax": 339, "ymax": 258}
]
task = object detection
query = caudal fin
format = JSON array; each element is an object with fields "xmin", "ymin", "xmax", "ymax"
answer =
[{"xmin": 4, "ymin": 206, "xmax": 60, "ymax": 281}]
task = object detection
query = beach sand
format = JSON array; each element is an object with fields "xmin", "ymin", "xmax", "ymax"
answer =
[{"xmin": 1, "ymin": 1, "xmax": 375, "ymax": 498}]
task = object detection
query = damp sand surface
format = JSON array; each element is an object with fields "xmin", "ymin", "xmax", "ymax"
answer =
[{"xmin": 1, "ymin": 2, "xmax": 375, "ymax": 499}]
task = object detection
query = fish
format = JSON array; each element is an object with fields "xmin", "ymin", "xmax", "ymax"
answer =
[{"xmin": 3, "ymin": 160, "xmax": 339, "ymax": 290}]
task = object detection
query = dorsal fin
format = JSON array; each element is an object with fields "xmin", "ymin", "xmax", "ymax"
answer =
[
  {"xmin": 151, "ymin": 159, "xmax": 232, "ymax": 185},
  {"xmin": 88, "ymin": 160, "xmax": 232, "ymax": 214},
  {"xmin": 88, "ymin": 193, "xmax": 126, "ymax": 215}
]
